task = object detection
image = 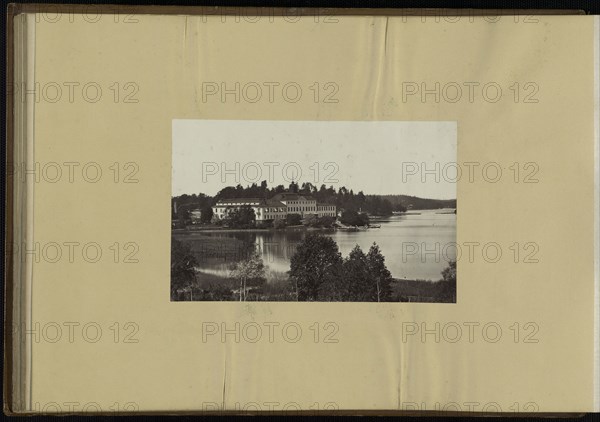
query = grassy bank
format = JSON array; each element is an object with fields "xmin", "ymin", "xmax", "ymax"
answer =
[
  {"xmin": 186, "ymin": 270, "xmax": 295, "ymax": 301},
  {"xmin": 178, "ymin": 270, "xmax": 454, "ymax": 303}
]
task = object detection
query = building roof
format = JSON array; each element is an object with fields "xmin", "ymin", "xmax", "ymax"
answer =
[
  {"xmin": 214, "ymin": 198, "xmax": 287, "ymax": 208},
  {"xmin": 271, "ymin": 193, "xmax": 315, "ymax": 202},
  {"xmin": 264, "ymin": 199, "xmax": 287, "ymax": 207},
  {"xmin": 214, "ymin": 187, "xmax": 325, "ymax": 207},
  {"xmin": 215, "ymin": 198, "xmax": 262, "ymax": 205}
]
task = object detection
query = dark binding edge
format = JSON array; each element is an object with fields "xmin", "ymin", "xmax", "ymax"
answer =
[{"xmin": 3, "ymin": 2, "xmax": 16, "ymax": 417}]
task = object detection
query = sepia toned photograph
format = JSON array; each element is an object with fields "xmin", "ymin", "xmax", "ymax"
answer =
[{"xmin": 171, "ymin": 120, "xmax": 457, "ymax": 302}]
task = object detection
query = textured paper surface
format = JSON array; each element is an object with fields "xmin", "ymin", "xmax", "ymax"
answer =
[{"xmin": 21, "ymin": 12, "xmax": 598, "ymax": 412}]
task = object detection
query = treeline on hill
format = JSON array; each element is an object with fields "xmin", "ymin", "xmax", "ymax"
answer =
[
  {"xmin": 172, "ymin": 181, "xmax": 454, "ymax": 222},
  {"xmin": 381, "ymin": 195, "xmax": 456, "ymax": 210}
]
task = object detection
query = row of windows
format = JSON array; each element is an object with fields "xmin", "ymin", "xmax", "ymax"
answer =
[
  {"xmin": 287, "ymin": 207, "xmax": 336, "ymax": 212},
  {"xmin": 289, "ymin": 206, "xmax": 316, "ymax": 212},
  {"xmin": 215, "ymin": 204, "xmax": 333, "ymax": 211},
  {"xmin": 288, "ymin": 200, "xmax": 315, "ymax": 205},
  {"xmin": 220, "ymin": 211, "xmax": 336, "ymax": 220},
  {"xmin": 215, "ymin": 207, "xmax": 335, "ymax": 216}
]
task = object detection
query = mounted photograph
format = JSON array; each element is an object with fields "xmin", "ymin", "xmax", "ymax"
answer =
[{"xmin": 171, "ymin": 120, "xmax": 457, "ymax": 302}]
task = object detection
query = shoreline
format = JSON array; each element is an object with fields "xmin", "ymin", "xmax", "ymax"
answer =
[
  {"xmin": 172, "ymin": 209, "xmax": 456, "ymax": 234},
  {"xmin": 173, "ymin": 226, "xmax": 338, "ymax": 234},
  {"xmin": 194, "ymin": 269, "xmax": 435, "ymax": 285}
]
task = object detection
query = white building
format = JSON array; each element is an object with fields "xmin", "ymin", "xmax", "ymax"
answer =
[
  {"xmin": 212, "ymin": 183, "xmax": 337, "ymax": 222},
  {"xmin": 256, "ymin": 199, "xmax": 288, "ymax": 221},
  {"xmin": 212, "ymin": 198, "xmax": 287, "ymax": 222},
  {"xmin": 316, "ymin": 203, "xmax": 336, "ymax": 217},
  {"xmin": 212, "ymin": 198, "xmax": 261, "ymax": 221},
  {"xmin": 270, "ymin": 193, "xmax": 317, "ymax": 217}
]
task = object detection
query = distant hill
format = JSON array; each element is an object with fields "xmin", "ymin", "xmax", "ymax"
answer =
[{"xmin": 380, "ymin": 195, "xmax": 456, "ymax": 210}]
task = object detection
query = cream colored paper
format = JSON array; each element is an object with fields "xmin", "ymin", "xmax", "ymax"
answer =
[{"xmin": 13, "ymin": 11, "xmax": 600, "ymax": 413}]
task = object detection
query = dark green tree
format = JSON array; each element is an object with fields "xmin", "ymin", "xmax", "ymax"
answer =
[
  {"xmin": 178, "ymin": 208, "xmax": 190, "ymax": 226},
  {"xmin": 286, "ymin": 213, "xmax": 302, "ymax": 226},
  {"xmin": 393, "ymin": 203, "xmax": 407, "ymax": 213},
  {"xmin": 441, "ymin": 260, "xmax": 456, "ymax": 283},
  {"xmin": 289, "ymin": 233, "xmax": 343, "ymax": 301},
  {"xmin": 438, "ymin": 260, "xmax": 457, "ymax": 302},
  {"xmin": 200, "ymin": 205, "xmax": 214, "ymax": 223},
  {"xmin": 273, "ymin": 218, "xmax": 286, "ymax": 229},
  {"xmin": 379, "ymin": 199, "xmax": 393, "ymax": 216},
  {"xmin": 273, "ymin": 184, "xmax": 286, "ymax": 194},
  {"xmin": 229, "ymin": 251, "xmax": 266, "ymax": 301},
  {"xmin": 367, "ymin": 243, "xmax": 393, "ymax": 302},
  {"xmin": 303, "ymin": 214, "xmax": 318, "ymax": 227},
  {"xmin": 343, "ymin": 245, "xmax": 373, "ymax": 301},
  {"xmin": 317, "ymin": 216, "xmax": 336, "ymax": 228},
  {"xmin": 171, "ymin": 239, "xmax": 198, "ymax": 300},
  {"xmin": 224, "ymin": 205, "xmax": 256, "ymax": 228},
  {"xmin": 340, "ymin": 210, "xmax": 369, "ymax": 226},
  {"xmin": 316, "ymin": 258, "xmax": 346, "ymax": 301}
]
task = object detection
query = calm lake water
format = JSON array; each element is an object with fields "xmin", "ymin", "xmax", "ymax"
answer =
[{"xmin": 173, "ymin": 209, "xmax": 456, "ymax": 281}]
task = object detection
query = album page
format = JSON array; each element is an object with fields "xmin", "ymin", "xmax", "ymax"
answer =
[{"xmin": 7, "ymin": 8, "xmax": 599, "ymax": 414}]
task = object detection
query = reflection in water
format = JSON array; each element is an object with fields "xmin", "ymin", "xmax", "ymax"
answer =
[{"xmin": 173, "ymin": 209, "xmax": 456, "ymax": 282}]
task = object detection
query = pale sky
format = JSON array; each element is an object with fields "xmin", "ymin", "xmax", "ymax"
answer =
[{"xmin": 172, "ymin": 120, "xmax": 457, "ymax": 199}]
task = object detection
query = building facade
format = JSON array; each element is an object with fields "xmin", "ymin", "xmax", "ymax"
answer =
[
  {"xmin": 212, "ymin": 198, "xmax": 262, "ymax": 221},
  {"xmin": 270, "ymin": 193, "xmax": 317, "ymax": 217},
  {"xmin": 212, "ymin": 184, "xmax": 336, "ymax": 222},
  {"xmin": 255, "ymin": 199, "xmax": 288, "ymax": 221},
  {"xmin": 212, "ymin": 198, "xmax": 288, "ymax": 222},
  {"xmin": 316, "ymin": 203, "xmax": 336, "ymax": 217}
]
